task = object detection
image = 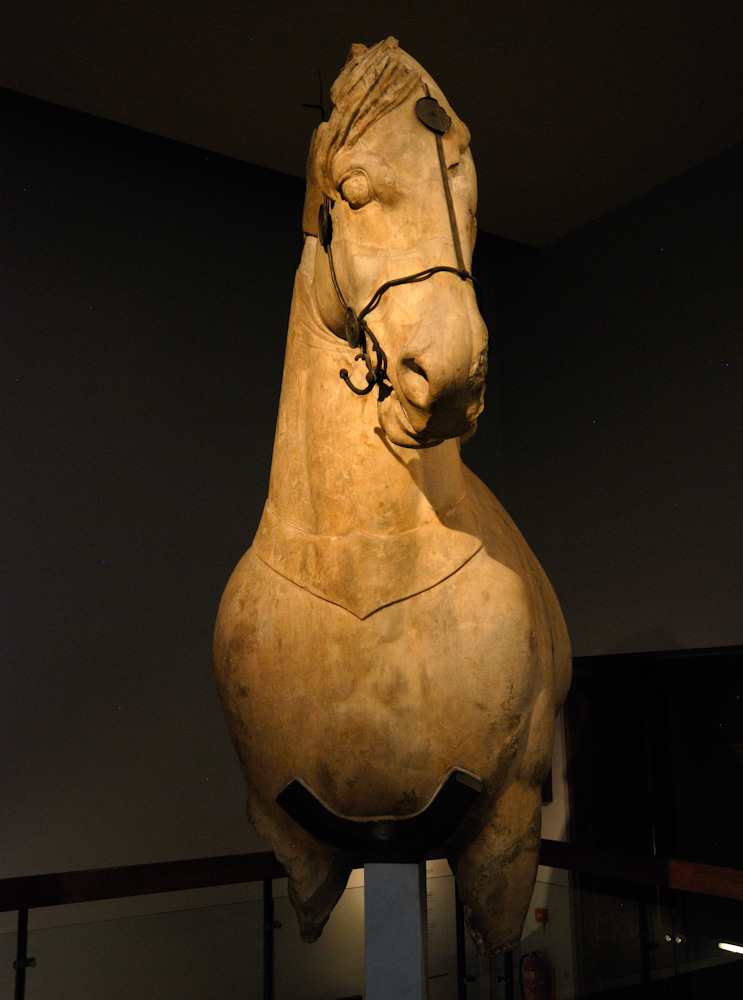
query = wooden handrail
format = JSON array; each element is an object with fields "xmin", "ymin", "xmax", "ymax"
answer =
[
  {"xmin": 0, "ymin": 851, "xmax": 286, "ymax": 913},
  {"xmin": 540, "ymin": 840, "xmax": 743, "ymax": 901},
  {"xmin": 2, "ymin": 840, "xmax": 742, "ymax": 913}
]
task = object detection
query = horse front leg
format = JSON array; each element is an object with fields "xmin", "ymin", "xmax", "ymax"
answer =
[
  {"xmin": 247, "ymin": 789, "xmax": 354, "ymax": 943},
  {"xmin": 446, "ymin": 779, "xmax": 543, "ymax": 955}
]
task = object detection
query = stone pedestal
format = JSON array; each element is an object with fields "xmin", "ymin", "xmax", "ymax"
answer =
[{"xmin": 364, "ymin": 862, "xmax": 429, "ymax": 1000}]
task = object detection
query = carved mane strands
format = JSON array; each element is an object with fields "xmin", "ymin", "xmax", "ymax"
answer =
[{"xmin": 328, "ymin": 39, "xmax": 420, "ymax": 151}]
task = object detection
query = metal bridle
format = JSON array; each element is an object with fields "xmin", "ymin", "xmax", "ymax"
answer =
[{"xmin": 319, "ymin": 93, "xmax": 480, "ymax": 396}]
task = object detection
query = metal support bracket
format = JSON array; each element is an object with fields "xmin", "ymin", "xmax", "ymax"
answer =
[{"xmin": 277, "ymin": 767, "xmax": 482, "ymax": 860}]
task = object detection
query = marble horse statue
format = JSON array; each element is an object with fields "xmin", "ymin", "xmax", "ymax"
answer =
[{"xmin": 214, "ymin": 38, "xmax": 571, "ymax": 955}]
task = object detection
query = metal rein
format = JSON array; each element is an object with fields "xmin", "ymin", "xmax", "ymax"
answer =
[{"xmin": 321, "ymin": 93, "xmax": 479, "ymax": 397}]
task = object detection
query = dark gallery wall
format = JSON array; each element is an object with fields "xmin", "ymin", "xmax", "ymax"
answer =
[
  {"xmin": 466, "ymin": 144, "xmax": 743, "ymax": 657},
  {"xmin": 2, "ymin": 90, "xmax": 305, "ymax": 877},
  {"xmin": 1, "ymin": 89, "xmax": 741, "ymax": 881}
]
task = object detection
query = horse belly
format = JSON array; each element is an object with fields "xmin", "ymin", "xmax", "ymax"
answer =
[{"xmin": 214, "ymin": 546, "xmax": 543, "ymax": 821}]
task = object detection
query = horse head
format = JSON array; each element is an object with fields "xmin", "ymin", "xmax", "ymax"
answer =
[{"xmin": 303, "ymin": 38, "xmax": 488, "ymax": 449}]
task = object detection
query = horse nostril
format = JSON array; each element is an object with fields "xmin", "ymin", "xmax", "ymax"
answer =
[
  {"xmin": 399, "ymin": 356, "xmax": 431, "ymax": 408},
  {"xmin": 402, "ymin": 357, "xmax": 428, "ymax": 381}
]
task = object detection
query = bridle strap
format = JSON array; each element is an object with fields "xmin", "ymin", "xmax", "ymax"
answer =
[
  {"xmin": 321, "ymin": 91, "xmax": 477, "ymax": 396},
  {"xmin": 359, "ymin": 265, "xmax": 480, "ymax": 322},
  {"xmin": 432, "ymin": 126, "xmax": 466, "ymax": 272}
]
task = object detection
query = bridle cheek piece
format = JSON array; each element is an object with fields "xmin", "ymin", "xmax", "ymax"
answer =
[{"xmin": 320, "ymin": 94, "xmax": 480, "ymax": 397}]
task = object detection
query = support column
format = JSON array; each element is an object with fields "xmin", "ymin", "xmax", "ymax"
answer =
[{"xmin": 364, "ymin": 862, "xmax": 429, "ymax": 1000}]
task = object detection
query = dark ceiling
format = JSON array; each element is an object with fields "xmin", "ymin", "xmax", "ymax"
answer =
[{"xmin": 2, "ymin": 1, "xmax": 741, "ymax": 245}]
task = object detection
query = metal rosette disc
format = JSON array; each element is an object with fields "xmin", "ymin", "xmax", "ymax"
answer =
[
  {"xmin": 344, "ymin": 308, "xmax": 363, "ymax": 350},
  {"xmin": 415, "ymin": 96, "xmax": 451, "ymax": 135}
]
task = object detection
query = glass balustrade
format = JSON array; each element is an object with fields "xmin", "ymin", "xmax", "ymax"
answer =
[
  {"xmin": 2, "ymin": 889, "xmax": 264, "ymax": 999},
  {"xmin": 3, "ymin": 864, "xmax": 742, "ymax": 998}
]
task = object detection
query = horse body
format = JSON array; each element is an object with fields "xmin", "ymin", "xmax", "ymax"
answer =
[{"xmin": 214, "ymin": 39, "xmax": 570, "ymax": 955}]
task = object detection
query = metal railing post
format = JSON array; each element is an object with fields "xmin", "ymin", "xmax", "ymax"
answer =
[
  {"xmin": 263, "ymin": 878, "xmax": 278, "ymax": 1000},
  {"xmin": 455, "ymin": 894, "xmax": 475, "ymax": 998},
  {"xmin": 13, "ymin": 908, "xmax": 35, "ymax": 1000}
]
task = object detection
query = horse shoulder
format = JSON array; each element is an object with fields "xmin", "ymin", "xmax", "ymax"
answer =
[
  {"xmin": 462, "ymin": 464, "xmax": 572, "ymax": 710},
  {"xmin": 213, "ymin": 547, "xmax": 279, "ymax": 682}
]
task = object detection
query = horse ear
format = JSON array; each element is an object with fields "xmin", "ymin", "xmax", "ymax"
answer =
[
  {"xmin": 346, "ymin": 43, "xmax": 367, "ymax": 63},
  {"xmin": 302, "ymin": 123, "xmax": 328, "ymax": 238}
]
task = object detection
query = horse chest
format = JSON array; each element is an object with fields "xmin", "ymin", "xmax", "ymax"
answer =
[{"xmin": 215, "ymin": 545, "xmax": 540, "ymax": 814}]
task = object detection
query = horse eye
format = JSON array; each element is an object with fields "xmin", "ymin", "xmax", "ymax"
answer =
[{"xmin": 340, "ymin": 171, "xmax": 373, "ymax": 210}]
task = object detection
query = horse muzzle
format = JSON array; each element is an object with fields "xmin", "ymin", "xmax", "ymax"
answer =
[{"xmin": 379, "ymin": 348, "xmax": 487, "ymax": 447}]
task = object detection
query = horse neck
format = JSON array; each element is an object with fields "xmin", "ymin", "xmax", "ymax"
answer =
[{"xmin": 265, "ymin": 239, "xmax": 468, "ymax": 538}]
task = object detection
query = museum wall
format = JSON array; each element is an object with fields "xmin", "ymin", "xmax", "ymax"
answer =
[
  {"xmin": 2, "ymin": 90, "xmax": 303, "ymax": 881},
  {"xmin": 464, "ymin": 141, "xmax": 743, "ymax": 658},
  {"xmin": 2, "ymin": 88, "xmax": 741, "ymax": 890}
]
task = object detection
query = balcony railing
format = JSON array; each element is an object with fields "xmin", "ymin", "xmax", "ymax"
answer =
[{"xmin": 3, "ymin": 840, "xmax": 742, "ymax": 1000}]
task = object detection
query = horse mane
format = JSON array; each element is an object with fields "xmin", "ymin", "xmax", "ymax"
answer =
[
  {"xmin": 302, "ymin": 38, "xmax": 421, "ymax": 235},
  {"xmin": 302, "ymin": 37, "xmax": 470, "ymax": 238},
  {"xmin": 326, "ymin": 38, "xmax": 421, "ymax": 156}
]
